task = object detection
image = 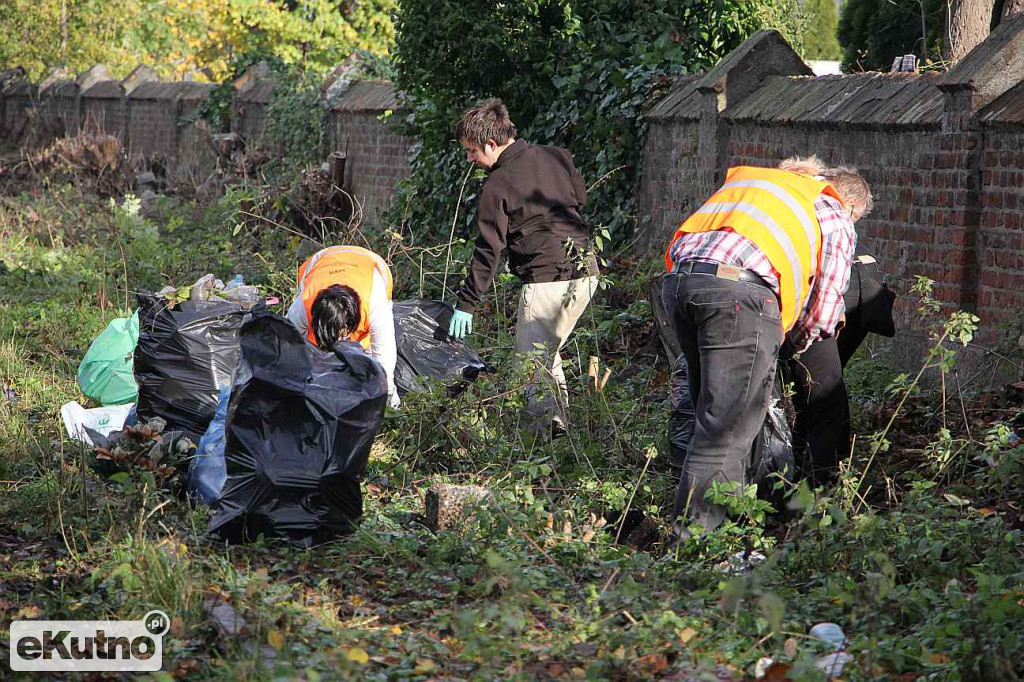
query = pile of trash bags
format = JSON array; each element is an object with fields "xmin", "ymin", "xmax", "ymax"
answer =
[
  {"xmin": 669, "ymin": 353, "xmax": 796, "ymax": 496},
  {"xmin": 208, "ymin": 312, "xmax": 387, "ymax": 547},
  {"xmin": 72, "ymin": 285, "xmax": 484, "ymax": 546}
]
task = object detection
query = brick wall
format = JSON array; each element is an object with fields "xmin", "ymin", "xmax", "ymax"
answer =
[
  {"xmin": 328, "ymin": 110, "xmax": 412, "ymax": 227},
  {"xmin": 126, "ymin": 97, "xmax": 178, "ymax": 162},
  {"xmin": 81, "ymin": 97, "xmax": 126, "ymax": 141},
  {"xmin": 1, "ymin": 70, "xmax": 414, "ymax": 229},
  {"xmin": 977, "ymin": 126, "xmax": 1024, "ymax": 334},
  {"xmin": 2, "ymin": 86, "xmax": 36, "ymax": 143}
]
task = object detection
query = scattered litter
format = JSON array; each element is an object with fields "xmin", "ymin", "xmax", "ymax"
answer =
[
  {"xmin": 714, "ymin": 550, "xmax": 767, "ymax": 574},
  {"xmin": 815, "ymin": 652, "xmax": 854, "ymax": 677},
  {"xmin": 754, "ymin": 657, "xmax": 793, "ymax": 679},
  {"xmin": 90, "ymin": 417, "xmax": 193, "ymax": 481},
  {"xmin": 809, "ymin": 622, "xmax": 846, "ymax": 650},
  {"xmin": 60, "ymin": 401, "xmax": 134, "ymax": 446}
]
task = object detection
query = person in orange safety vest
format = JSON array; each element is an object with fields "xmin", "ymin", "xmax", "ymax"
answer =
[
  {"xmin": 285, "ymin": 245, "xmax": 399, "ymax": 408},
  {"xmin": 662, "ymin": 157, "xmax": 872, "ymax": 539}
]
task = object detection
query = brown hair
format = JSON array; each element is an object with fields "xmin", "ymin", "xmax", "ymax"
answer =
[
  {"xmin": 821, "ymin": 166, "xmax": 873, "ymax": 221},
  {"xmin": 455, "ymin": 98, "xmax": 517, "ymax": 148}
]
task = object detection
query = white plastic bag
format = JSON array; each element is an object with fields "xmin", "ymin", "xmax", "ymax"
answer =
[{"xmin": 60, "ymin": 401, "xmax": 134, "ymax": 446}]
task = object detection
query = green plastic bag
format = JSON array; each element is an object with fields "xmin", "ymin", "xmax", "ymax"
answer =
[{"xmin": 77, "ymin": 311, "xmax": 140, "ymax": 406}]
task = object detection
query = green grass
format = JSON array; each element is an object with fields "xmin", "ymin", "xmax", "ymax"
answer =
[{"xmin": 1, "ymin": 180, "xmax": 1023, "ymax": 681}]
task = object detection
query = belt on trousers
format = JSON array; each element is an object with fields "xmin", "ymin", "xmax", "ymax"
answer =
[{"xmin": 671, "ymin": 260, "xmax": 771, "ymax": 288}]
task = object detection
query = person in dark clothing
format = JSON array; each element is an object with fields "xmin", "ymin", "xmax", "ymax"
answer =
[
  {"xmin": 448, "ymin": 99, "xmax": 599, "ymax": 437},
  {"xmin": 787, "ymin": 252, "xmax": 896, "ymax": 484}
]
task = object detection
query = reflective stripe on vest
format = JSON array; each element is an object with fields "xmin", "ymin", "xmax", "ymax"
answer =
[
  {"xmin": 664, "ymin": 167, "xmax": 843, "ymax": 332},
  {"xmin": 297, "ymin": 246, "xmax": 393, "ymax": 349}
]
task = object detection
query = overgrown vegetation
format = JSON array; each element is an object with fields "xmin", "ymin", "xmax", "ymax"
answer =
[
  {"xmin": 2, "ymin": 147, "xmax": 1023, "ymax": 680},
  {"xmin": 391, "ymin": 0, "xmax": 812, "ymax": 266},
  {"xmin": 0, "ymin": 0, "xmax": 397, "ymax": 81}
]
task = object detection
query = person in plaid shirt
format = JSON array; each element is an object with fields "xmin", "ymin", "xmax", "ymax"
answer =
[{"xmin": 663, "ymin": 156, "xmax": 872, "ymax": 538}]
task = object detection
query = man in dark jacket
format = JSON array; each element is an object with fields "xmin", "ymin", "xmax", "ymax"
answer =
[{"xmin": 448, "ymin": 99, "xmax": 599, "ymax": 438}]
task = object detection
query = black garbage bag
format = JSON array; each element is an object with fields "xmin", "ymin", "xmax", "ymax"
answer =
[
  {"xmin": 750, "ymin": 372, "xmax": 797, "ymax": 501},
  {"xmin": 668, "ymin": 355, "xmax": 795, "ymax": 494},
  {"xmin": 669, "ymin": 353, "xmax": 695, "ymax": 469},
  {"xmin": 393, "ymin": 299, "xmax": 489, "ymax": 396},
  {"xmin": 209, "ymin": 311, "xmax": 387, "ymax": 547},
  {"xmin": 134, "ymin": 294, "xmax": 252, "ymax": 442}
]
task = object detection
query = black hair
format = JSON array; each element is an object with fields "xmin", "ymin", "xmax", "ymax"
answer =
[{"xmin": 310, "ymin": 284, "xmax": 362, "ymax": 350}]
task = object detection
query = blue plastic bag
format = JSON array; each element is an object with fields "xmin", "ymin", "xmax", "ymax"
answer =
[{"xmin": 188, "ymin": 386, "xmax": 230, "ymax": 506}]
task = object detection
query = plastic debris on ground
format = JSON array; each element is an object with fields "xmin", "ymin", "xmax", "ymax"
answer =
[
  {"xmin": 392, "ymin": 299, "xmax": 490, "ymax": 396},
  {"xmin": 815, "ymin": 652, "xmax": 854, "ymax": 677},
  {"xmin": 90, "ymin": 417, "xmax": 194, "ymax": 482},
  {"xmin": 188, "ymin": 386, "xmax": 230, "ymax": 506},
  {"xmin": 61, "ymin": 401, "xmax": 135, "ymax": 446},
  {"xmin": 713, "ymin": 550, "xmax": 768, "ymax": 574},
  {"xmin": 809, "ymin": 622, "xmax": 846, "ymax": 649},
  {"xmin": 77, "ymin": 310, "xmax": 140, "ymax": 405},
  {"xmin": 810, "ymin": 622, "xmax": 852, "ymax": 677},
  {"xmin": 133, "ymin": 286, "xmax": 258, "ymax": 443},
  {"xmin": 209, "ymin": 311, "xmax": 387, "ymax": 547}
]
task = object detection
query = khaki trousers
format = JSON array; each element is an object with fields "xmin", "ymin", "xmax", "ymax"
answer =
[{"xmin": 513, "ymin": 276, "xmax": 599, "ymax": 432}]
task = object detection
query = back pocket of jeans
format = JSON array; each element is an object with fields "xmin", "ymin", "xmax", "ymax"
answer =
[{"xmin": 690, "ymin": 300, "xmax": 738, "ymax": 346}]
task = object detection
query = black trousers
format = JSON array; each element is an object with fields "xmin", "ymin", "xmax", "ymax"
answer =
[
  {"xmin": 787, "ymin": 335, "xmax": 850, "ymax": 485},
  {"xmin": 662, "ymin": 271, "xmax": 783, "ymax": 531}
]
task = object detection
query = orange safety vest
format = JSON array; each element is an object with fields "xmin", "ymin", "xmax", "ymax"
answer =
[
  {"xmin": 297, "ymin": 245, "xmax": 394, "ymax": 349},
  {"xmin": 665, "ymin": 166, "xmax": 844, "ymax": 332}
]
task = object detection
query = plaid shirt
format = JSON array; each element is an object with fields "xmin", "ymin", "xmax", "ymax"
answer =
[{"xmin": 670, "ymin": 193, "xmax": 856, "ymax": 352}]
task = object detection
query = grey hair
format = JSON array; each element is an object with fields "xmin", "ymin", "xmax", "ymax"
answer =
[
  {"xmin": 821, "ymin": 166, "xmax": 873, "ymax": 220},
  {"xmin": 778, "ymin": 155, "xmax": 827, "ymax": 176}
]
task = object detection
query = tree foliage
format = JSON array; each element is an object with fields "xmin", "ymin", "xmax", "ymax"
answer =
[
  {"xmin": 393, "ymin": 0, "xmax": 810, "ymax": 254},
  {"xmin": 0, "ymin": 0, "xmax": 396, "ymax": 82},
  {"xmin": 837, "ymin": 0, "xmax": 945, "ymax": 71},
  {"xmin": 802, "ymin": 0, "xmax": 842, "ymax": 60}
]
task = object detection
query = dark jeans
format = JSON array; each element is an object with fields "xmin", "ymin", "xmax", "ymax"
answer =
[
  {"xmin": 662, "ymin": 271, "xmax": 783, "ymax": 531},
  {"xmin": 787, "ymin": 336, "xmax": 850, "ymax": 485}
]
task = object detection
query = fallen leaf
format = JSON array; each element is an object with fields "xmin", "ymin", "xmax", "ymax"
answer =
[
  {"xmin": 347, "ymin": 647, "xmax": 369, "ymax": 664},
  {"xmin": 679, "ymin": 627, "xmax": 698, "ymax": 644},
  {"xmin": 633, "ymin": 653, "xmax": 669, "ymax": 675},
  {"xmin": 761, "ymin": 661, "xmax": 793, "ymax": 681},
  {"xmin": 266, "ymin": 630, "xmax": 284, "ymax": 651},
  {"xmin": 414, "ymin": 658, "xmax": 436, "ymax": 674},
  {"xmin": 389, "ymin": 625, "xmax": 402, "ymax": 635},
  {"xmin": 16, "ymin": 605, "xmax": 42, "ymax": 619}
]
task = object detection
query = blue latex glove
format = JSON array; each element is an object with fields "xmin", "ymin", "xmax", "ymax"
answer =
[{"xmin": 448, "ymin": 309, "xmax": 473, "ymax": 339}]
